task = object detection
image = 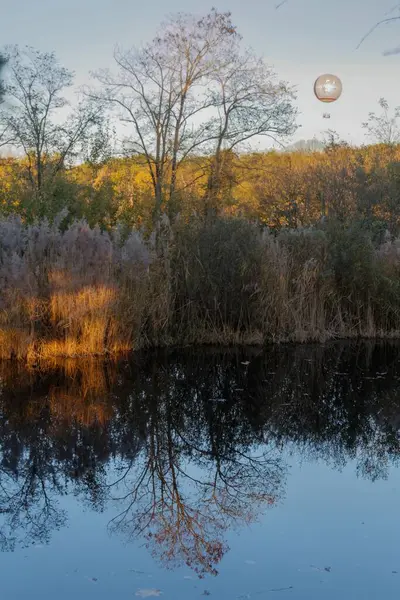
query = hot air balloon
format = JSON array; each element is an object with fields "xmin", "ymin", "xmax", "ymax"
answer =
[{"xmin": 314, "ymin": 74, "xmax": 342, "ymax": 103}]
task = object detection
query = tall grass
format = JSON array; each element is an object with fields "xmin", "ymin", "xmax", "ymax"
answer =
[{"xmin": 2, "ymin": 212, "xmax": 400, "ymax": 363}]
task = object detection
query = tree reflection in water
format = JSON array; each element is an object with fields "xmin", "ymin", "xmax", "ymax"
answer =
[
  {"xmin": 106, "ymin": 399, "xmax": 282, "ymax": 577},
  {"xmin": 0, "ymin": 342, "xmax": 400, "ymax": 575}
]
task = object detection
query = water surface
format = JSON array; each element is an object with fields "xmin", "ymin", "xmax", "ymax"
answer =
[{"xmin": 0, "ymin": 342, "xmax": 399, "ymax": 599}]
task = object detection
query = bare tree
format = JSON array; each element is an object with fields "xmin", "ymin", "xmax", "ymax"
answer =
[
  {"xmin": 275, "ymin": 1, "xmax": 400, "ymax": 56},
  {"xmin": 89, "ymin": 9, "xmax": 297, "ymax": 223},
  {"xmin": 0, "ymin": 45, "xmax": 102, "ymax": 196},
  {"xmin": 362, "ymin": 97, "xmax": 400, "ymax": 145},
  {"xmin": 0, "ymin": 53, "xmax": 6, "ymax": 102},
  {"xmin": 89, "ymin": 9, "xmax": 239, "ymax": 223},
  {"xmin": 0, "ymin": 54, "xmax": 15, "ymax": 149},
  {"xmin": 356, "ymin": 4, "xmax": 400, "ymax": 52},
  {"xmin": 202, "ymin": 47, "xmax": 297, "ymax": 216}
]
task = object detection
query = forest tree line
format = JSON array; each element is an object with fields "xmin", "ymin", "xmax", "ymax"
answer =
[
  {"xmin": 1, "ymin": 9, "xmax": 400, "ymax": 233},
  {"xmin": 3, "ymin": 142, "xmax": 400, "ymax": 232}
]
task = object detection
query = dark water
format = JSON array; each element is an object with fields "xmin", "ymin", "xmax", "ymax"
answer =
[{"xmin": 0, "ymin": 342, "xmax": 399, "ymax": 599}]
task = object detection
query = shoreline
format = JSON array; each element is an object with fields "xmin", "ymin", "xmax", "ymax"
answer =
[{"xmin": 3, "ymin": 332, "xmax": 400, "ymax": 365}]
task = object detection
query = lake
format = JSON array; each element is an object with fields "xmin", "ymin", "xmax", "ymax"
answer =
[{"xmin": 0, "ymin": 342, "xmax": 399, "ymax": 599}]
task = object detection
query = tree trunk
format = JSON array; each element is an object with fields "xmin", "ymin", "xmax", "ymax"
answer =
[{"xmin": 204, "ymin": 155, "xmax": 223, "ymax": 221}]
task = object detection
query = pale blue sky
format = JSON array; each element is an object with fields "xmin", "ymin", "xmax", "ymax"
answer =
[{"xmin": 2, "ymin": 0, "xmax": 400, "ymax": 146}]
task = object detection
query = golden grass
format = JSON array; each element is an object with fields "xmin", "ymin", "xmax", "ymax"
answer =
[
  {"xmin": 0, "ymin": 327, "xmax": 34, "ymax": 361},
  {"xmin": 2, "ymin": 217, "xmax": 400, "ymax": 364},
  {"xmin": 0, "ymin": 270, "xmax": 394, "ymax": 364}
]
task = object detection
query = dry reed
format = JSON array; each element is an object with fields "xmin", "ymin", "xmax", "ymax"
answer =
[{"xmin": 1, "ymin": 214, "xmax": 400, "ymax": 363}]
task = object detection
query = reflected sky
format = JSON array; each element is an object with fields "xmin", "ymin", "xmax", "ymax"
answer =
[{"xmin": 0, "ymin": 342, "xmax": 399, "ymax": 599}]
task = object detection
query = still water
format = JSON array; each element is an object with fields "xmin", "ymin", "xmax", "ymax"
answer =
[{"xmin": 0, "ymin": 342, "xmax": 399, "ymax": 599}]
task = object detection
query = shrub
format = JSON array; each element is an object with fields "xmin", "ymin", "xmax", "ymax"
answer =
[{"xmin": 2, "ymin": 214, "xmax": 400, "ymax": 362}]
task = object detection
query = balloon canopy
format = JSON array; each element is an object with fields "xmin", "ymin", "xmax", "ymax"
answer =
[{"xmin": 314, "ymin": 74, "xmax": 342, "ymax": 103}]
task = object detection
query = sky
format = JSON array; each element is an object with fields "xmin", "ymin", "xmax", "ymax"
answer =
[{"xmin": 1, "ymin": 0, "xmax": 400, "ymax": 147}]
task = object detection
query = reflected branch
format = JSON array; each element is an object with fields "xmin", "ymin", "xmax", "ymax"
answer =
[{"xmin": 0, "ymin": 343, "xmax": 400, "ymax": 574}]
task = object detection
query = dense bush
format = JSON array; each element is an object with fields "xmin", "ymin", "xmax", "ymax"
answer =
[{"xmin": 2, "ymin": 213, "xmax": 400, "ymax": 361}]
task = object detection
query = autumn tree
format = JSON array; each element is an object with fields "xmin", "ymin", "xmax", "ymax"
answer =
[
  {"xmin": 0, "ymin": 45, "xmax": 102, "ymax": 206},
  {"xmin": 202, "ymin": 46, "xmax": 297, "ymax": 217},
  {"xmin": 89, "ymin": 9, "xmax": 238, "ymax": 223},
  {"xmin": 89, "ymin": 9, "xmax": 297, "ymax": 224}
]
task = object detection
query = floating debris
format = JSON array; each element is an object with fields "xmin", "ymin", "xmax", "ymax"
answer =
[
  {"xmin": 130, "ymin": 569, "xmax": 146, "ymax": 574},
  {"xmin": 135, "ymin": 590, "xmax": 162, "ymax": 598},
  {"xmin": 238, "ymin": 586, "xmax": 293, "ymax": 597},
  {"xmin": 245, "ymin": 560, "xmax": 256, "ymax": 565},
  {"xmin": 310, "ymin": 565, "xmax": 331, "ymax": 573}
]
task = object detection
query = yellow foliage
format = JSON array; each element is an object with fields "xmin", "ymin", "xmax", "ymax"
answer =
[{"xmin": 2, "ymin": 143, "xmax": 400, "ymax": 228}]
